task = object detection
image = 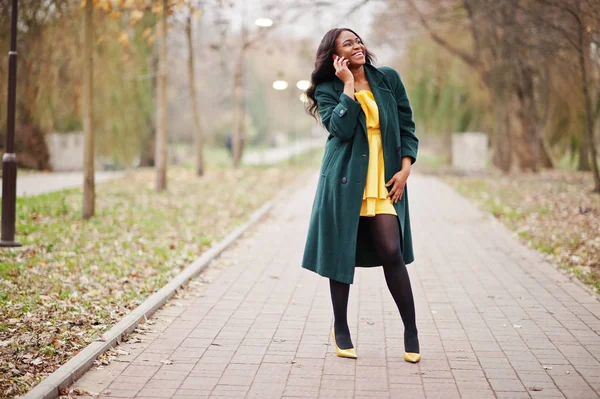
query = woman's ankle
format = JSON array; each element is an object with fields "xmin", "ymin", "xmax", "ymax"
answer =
[{"xmin": 404, "ymin": 329, "xmax": 419, "ymax": 353}]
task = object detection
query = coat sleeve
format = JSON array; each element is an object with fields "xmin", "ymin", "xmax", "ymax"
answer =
[
  {"xmin": 315, "ymin": 84, "xmax": 363, "ymax": 142},
  {"xmin": 381, "ymin": 67, "xmax": 418, "ymax": 164}
]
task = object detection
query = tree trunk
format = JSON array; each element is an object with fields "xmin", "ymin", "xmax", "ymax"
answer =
[
  {"xmin": 82, "ymin": 0, "xmax": 94, "ymax": 219},
  {"xmin": 578, "ymin": 21, "xmax": 600, "ymax": 192},
  {"xmin": 155, "ymin": 0, "xmax": 168, "ymax": 191},
  {"xmin": 491, "ymin": 90, "xmax": 512, "ymax": 172},
  {"xmin": 230, "ymin": 2, "xmax": 248, "ymax": 169},
  {"xmin": 185, "ymin": 13, "xmax": 204, "ymax": 176},
  {"xmin": 139, "ymin": 52, "xmax": 159, "ymax": 167},
  {"xmin": 512, "ymin": 63, "xmax": 539, "ymax": 172},
  {"xmin": 492, "ymin": 112, "xmax": 512, "ymax": 172},
  {"xmin": 537, "ymin": 63, "xmax": 553, "ymax": 169},
  {"xmin": 231, "ymin": 46, "xmax": 245, "ymax": 168},
  {"xmin": 512, "ymin": 96, "xmax": 538, "ymax": 172},
  {"xmin": 139, "ymin": 121, "xmax": 155, "ymax": 167},
  {"xmin": 539, "ymin": 135, "xmax": 554, "ymax": 169},
  {"xmin": 578, "ymin": 134, "xmax": 591, "ymax": 170}
]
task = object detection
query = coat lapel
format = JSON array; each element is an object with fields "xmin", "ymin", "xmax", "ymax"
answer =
[
  {"xmin": 333, "ymin": 64, "xmax": 393, "ymax": 141},
  {"xmin": 332, "ymin": 64, "xmax": 394, "ymax": 144},
  {"xmin": 364, "ymin": 64, "xmax": 393, "ymax": 148}
]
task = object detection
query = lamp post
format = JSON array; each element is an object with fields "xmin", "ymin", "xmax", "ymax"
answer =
[
  {"xmin": 231, "ymin": 5, "xmax": 273, "ymax": 167},
  {"xmin": 296, "ymin": 80, "xmax": 311, "ymax": 160},
  {"xmin": 272, "ymin": 77, "xmax": 291, "ymax": 162},
  {"xmin": 1, "ymin": 0, "xmax": 21, "ymax": 247},
  {"xmin": 272, "ymin": 77, "xmax": 311, "ymax": 165}
]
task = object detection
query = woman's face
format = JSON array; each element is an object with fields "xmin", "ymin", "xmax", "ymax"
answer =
[{"xmin": 334, "ymin": 30, "xmax": 366, "ymax": 68}]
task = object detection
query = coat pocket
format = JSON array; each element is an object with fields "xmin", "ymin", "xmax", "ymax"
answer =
[{"xmin": 321, "ymin": 142, "xmax": 342, "ymax": 176}]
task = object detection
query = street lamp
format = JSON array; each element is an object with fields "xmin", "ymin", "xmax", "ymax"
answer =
[
  {"xmin": 255, "ymin": 18, "xmax": 273, "ymax": 27},
  {"xmin": 272, "ymin": 80, "xmax": 288, "ymax": 91},
  {"xmin": 296, "ymin": 80, "xmax": 310, "ymax": 91},
  {"xmin": 272, "ymin": 77, "xmax": 312, "ymax": 164},
  {"xmin": 1, "ymin": 0, "xmax": 21, "ymax": 247}
]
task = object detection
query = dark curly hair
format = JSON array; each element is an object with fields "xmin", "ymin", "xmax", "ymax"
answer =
[{"xmin": 306, "ymin": 28, "xmax": 376, "ymax": 120}]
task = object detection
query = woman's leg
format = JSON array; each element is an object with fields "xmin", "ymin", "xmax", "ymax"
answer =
[
  {"xmin": 329, "ymin": 278, "xmax": 354, "ymax": 349},
  {"xmin": 370, "ymin": 214, "xmax": 419, "ymax": 353}
]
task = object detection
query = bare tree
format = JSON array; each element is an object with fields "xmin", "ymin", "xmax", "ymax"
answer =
[
  {"xmin": 383, "ymin": 0, "xmax": 595, "ymax": 174},
  {"xmin": 186, "ymin": 9, "xmax": 205, "ymax": 176},
  {"xmin": 155, "ymin": 0, "xmax": 168, "ymax": 191},
  {"xmin": 573, "ymin": 0, "xmax": 600, "ymax": 192},
  {"xmin": 222, "ymin": 1, "xmax": 321, "ymax": 168},
  {"xmin": 230, "ymin": 5, "xmax": 248, "ymax": 168},
  {"xmin": 403, "ymin": 0, "xmax": 520, "ymax": 171},
  {"xmin": 523, "ymin": 0, "xmax": 600, "ymax": 191},
  {"xmin": 82, "ymin": 0, "xmax": 94, "ymax": 218}
]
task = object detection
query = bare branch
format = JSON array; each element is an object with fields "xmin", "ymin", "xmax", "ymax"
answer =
[{"xmin": 405, "ymin": 0, "xmax": 480, "ymax": 70}]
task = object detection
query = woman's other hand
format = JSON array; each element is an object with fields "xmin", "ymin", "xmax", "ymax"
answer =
[{"xmin": 385, "ymin": 169, "xmax": 410, "ymax": 204}]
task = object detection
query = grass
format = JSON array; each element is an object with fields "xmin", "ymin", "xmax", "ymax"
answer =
[
  {"xmin": 443, "ymin": 170, "xmax": 600, "ymax": 295},
  {"xmin": 0, "ymin": 149, "xmax": 323, "ymax": 398},
  {"xmin": 412, "ymin": 149, "xmax": 451, "ymax": 174}
]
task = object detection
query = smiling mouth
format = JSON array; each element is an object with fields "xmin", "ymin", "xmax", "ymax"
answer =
[{"xmin": 352, "ymin": 52, "xmax": 364, "ymax": 57}]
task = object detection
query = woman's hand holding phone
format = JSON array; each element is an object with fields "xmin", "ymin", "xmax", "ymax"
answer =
[{"xmin": 332, "ymin": 54, "xmax": 354, "ymax": 85}]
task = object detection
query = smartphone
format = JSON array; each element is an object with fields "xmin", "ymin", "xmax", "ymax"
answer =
[{"xmin": 332, "ymin": 54, "xmax": 349, "ymax": 66}]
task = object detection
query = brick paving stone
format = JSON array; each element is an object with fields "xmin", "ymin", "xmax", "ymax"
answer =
[
  {"xmin": 495, "ymin": 392, "xmax": 531, "ymax": 399},
  {"xmin": 99, "ymin": 388, "xmax": 139, "ymax": 398},
  {"xmin": 178, "ymin": 376, "xmax": 219, "ymax": 391},
  {"xmin": 318, "ymin": 388, "xmax": 355, "ymax": 398},
  {"xmin": 135, "ymin": 387, "xmax": 178, "ymax": 398},
  {"xmin": 172, "ymin": 389, "xmax": 211, "ymax": 398},
  {"xmin": 107, "ymin": 376, "xmax": 148, "ymax": 391},
  {"xmin": 488, "ymin": 378, "xmax": 528, "ymax": 392},
  {"xmin": 70, "ymin": 173, "xmax": 600, "ymax": 398},
  {"xmin": 529, "ymin": 388, "xmax": 566, "ymax": 398},
  {"xmin": 388, "ymin": 384, "xmax": 425, "ymax": 396},
  {"xmin": 455, "ymin": 378, "xmax": 492, "ymax": 392},
  {"xmin": 459, "ymin": 392, "xmax": 496, "ymax": 399}
]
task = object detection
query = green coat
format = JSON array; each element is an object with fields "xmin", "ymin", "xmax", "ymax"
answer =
[{"xmin": 301, "ymin": 64, "xmax": 419, "ymax": 284}]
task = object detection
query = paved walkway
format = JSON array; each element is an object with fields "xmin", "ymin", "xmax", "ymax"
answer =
[
  {"xmin": 242, "ymin": 140, "xmax": 323, "ymax": 166},
  {"xmin": 72, "ymin": 173, "xmax": 600, "ymax": 399},
  {"xmin": 0, "ymin": 142, "xmax": 319, "ymax": 198},
  {"xmin": 0, "ymin": 171, "xmax": 124, "ymax": 197}
]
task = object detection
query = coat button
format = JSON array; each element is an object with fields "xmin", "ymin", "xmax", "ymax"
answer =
[
  {"xmin": 339, "ymin": 109, "xmax": 345, "ymax": 115},
  {"xmin": 396, "ymin": 145, "xmax": 402, "ymax": 151},
  {"xmin": 341, "ymin": 177, "xmax": 347, "ymax": 184}
]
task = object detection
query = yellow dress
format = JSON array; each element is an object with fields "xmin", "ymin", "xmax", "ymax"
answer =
[{"xmin": 355, "ymin": 90, "xmax": 397, "ymax": 217}]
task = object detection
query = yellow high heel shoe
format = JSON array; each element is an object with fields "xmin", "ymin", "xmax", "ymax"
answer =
[
  {"xmin": 404, "ymin": 352, "xmax": 421, "ymax": 363},
  {"xmin": 331, "ymin": 327, "xmax": 357, "ymax": 359}
]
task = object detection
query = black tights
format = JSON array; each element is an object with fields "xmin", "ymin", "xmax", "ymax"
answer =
[{"xmin": 330, "ymin": 214, "xmax": 419, "ymax": 353}]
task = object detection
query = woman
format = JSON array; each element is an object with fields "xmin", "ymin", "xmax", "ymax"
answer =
[{"xmin": 301, "ymin": 28, "xmax": 420, "ymax": 363}]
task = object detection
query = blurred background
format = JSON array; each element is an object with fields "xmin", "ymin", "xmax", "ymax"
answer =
[
  {"xmin": 1, "ymin": 0, "xmax": 599, "ymax": 181},
  {"xmin": 1, "ymin": 2, "xmax": 600, "ymax": 396}
]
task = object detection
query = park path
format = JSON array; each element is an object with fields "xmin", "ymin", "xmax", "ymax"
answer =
[
  {"xmin": 0, "ymin": 141, "xmax": 321, "ymax": 198},
  {"xmin": 0, "ymin": 171, "xmax": 125, "ymax": 197},
  {"xmin": 71, "ymin": 172, "xmax": 600, "ymax": 399}
]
